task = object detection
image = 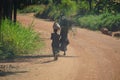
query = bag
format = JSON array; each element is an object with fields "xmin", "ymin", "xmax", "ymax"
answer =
[{"xmin": 53, "ymin": 22, "xmax": 60, "ymax": 30}]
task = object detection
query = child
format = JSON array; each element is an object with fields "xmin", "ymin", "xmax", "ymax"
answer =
[{"xmin": 51, "ymin": 29, "xmax": 60, "ymax": 60}]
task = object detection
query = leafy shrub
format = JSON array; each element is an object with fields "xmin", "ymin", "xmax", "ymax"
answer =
[
  {"xmin": 19, "ymin": 5, "xmax": 45, "ymax": 14},
  {"xmin": 35, "ymin": 0, "xmax": 77, "ymax": 20},
  {"xmin": 76, "ymin": 13, "xmax": 120, "ymax": 31},
  {"xmin": 77, "ymin": 1, "xmax": 89, "ymax": 15},
  {"xmin": 101, "ymin": 13, "xmax": 120, "ymax": 31},
  {"xmin": 0, "ymin": 19, "xmax": 44, "ymax": 59},
  {"xmin": 76, "ymin": 15, "xmax": 101, "ymax": 30}
]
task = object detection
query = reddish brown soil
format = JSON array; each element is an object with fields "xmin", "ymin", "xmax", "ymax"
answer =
[{"xmin": 0, "ymin": 13, "xmax": 120, "ymax": 80}]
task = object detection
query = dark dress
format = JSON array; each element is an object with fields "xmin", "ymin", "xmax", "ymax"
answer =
[
  {"xmin": 58, "ymin": 16, "xmax": 70, "ymax": 54},
  {"xmin": 51, "ymin": 32, "xmax": 60, "ymax": 55},
  {"xmin": 59, "ymin": 27, "xmax": 69, "ymax": 52}
]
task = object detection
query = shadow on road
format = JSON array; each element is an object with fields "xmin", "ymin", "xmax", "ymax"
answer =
[
  {"xmin": 0, "ymin": 54, "xmax": 78, "ymax": 76},
  {"xmin": 0, "ymin": 54, "xmax": 78, "ymax": 63},
  {"xmin": 0, "ymin": 71, "xmax": 28, "ymax": 77},
  {"xmin": 40, "ymin": 55, "xmax": 79, "ymax": 64}
]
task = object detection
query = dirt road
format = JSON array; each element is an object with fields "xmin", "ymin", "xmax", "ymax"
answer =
[{"xmin": 0, "ymin": 14, "xmax": 120, "ymax": 80}]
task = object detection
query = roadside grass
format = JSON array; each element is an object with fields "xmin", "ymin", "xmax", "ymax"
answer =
[
  {"xmin": 0, "ymin": 19, "xmax": 44, "ymax": 59},
  {"xmin": 76, "ymin": 13, "xmax": 120, "ymax": 31},
  {"xmin": 19, "ymin": 5, "xmax": 45, "ymax": 14}
]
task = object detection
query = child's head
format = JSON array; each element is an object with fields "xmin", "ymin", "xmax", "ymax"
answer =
[{"xmin": 54, "ymin": 29, "xmax": 58, "ymax": 33}]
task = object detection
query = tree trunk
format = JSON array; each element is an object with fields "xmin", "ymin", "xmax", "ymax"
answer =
[
  {"xmin": 88, "ymin": 0, "xmax": 92, "ymax": 11},
  {"xmin": 0, "ymin": 0, "xmax": 2, "ymax": 42},
  {"xmin": 8, "ymin": 0, "xmax": 13, "ymax": 20},
  {"xmin": 13, "ymin": 0, "xmax": 17, "ymax": 22},
  {"xmin": 0, "ymin": 0, "xmax": 2, "ymax": 20}
]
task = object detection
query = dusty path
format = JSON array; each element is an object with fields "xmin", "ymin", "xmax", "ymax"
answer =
[{"xmin": 0, "ymin": 14, "xmax": 120, "ymax": 80}]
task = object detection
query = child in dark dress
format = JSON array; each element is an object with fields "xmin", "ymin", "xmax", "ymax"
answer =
[{"xmin": 51, "ymin": 29, "xmax": 60, "ymax": 60}]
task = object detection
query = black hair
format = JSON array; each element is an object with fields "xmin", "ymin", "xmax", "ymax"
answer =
[{"xmin": 54, "ymin": 29, "xmax": 58, "ymax": 33}]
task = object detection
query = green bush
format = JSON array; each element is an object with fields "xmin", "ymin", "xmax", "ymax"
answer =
[
  {"xmin": 101, "ymin": 13, "xmax": 120, "ymax": 31},
  {"xmin": 35, "ymin": 0, "xmax": 77, "ymax": 20},
  {"xmin": 76, "ymin": 13, "xmax": 120, "ymax": 31},
  {"xmin": 0, "ymin": 19, "xmax": 44, "ymax": 59},
  {"xmin": 76, "ymin": 15, "xmax": 101, "ymax": 30},
  {"xmin": 77, "ymin": 1, "xmax": 89, "ymax": 15},
  {"xmin": 19, "ymin": 5, "xmax": 45, "ymax": 14}
]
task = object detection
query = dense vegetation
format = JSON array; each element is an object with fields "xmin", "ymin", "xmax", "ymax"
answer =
[
  {"xmin": 0, "ymin": 19, "xmax": 44, "ymax": 59},
  {"xmin": 19, "ymin": 0, "xmax": 120, "ymax": 31},
  {"xmin": 76, "ymin": 13, "xmax": 120, "ymax": 31},
  {"xmin": 0, "ymin": 0, "xmax": 45, "ymax": 59}
]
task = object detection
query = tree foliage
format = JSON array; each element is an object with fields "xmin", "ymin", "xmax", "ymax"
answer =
[
  {"xmin": 18, "ymin": 0, "xmax": 120, "ymax": 15},
  {"xmin": 94, "ymin": 0, "xmax": 120, "ymax": 14}
]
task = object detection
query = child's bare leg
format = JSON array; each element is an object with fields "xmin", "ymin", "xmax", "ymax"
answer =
[{"xmin": 64, "ymin": 51, "xmax": 66, "ymax": 55}]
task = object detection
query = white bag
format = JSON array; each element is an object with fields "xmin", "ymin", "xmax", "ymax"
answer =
[{"xmin": 53, "ymin": 22, "xmax": 60, "ymax": 30}]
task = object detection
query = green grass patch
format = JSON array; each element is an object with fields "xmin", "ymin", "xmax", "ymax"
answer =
[
  {"xmin": 0, "ymin": 19, "xmax": 44, "ymax": 59},
  {"xmin": 76, "ymin": 13, "xmax": 120, "ymax": 31},
  {"xmin": 19, "ymin": 5, "xmax": 45, "ymax": 14}
]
